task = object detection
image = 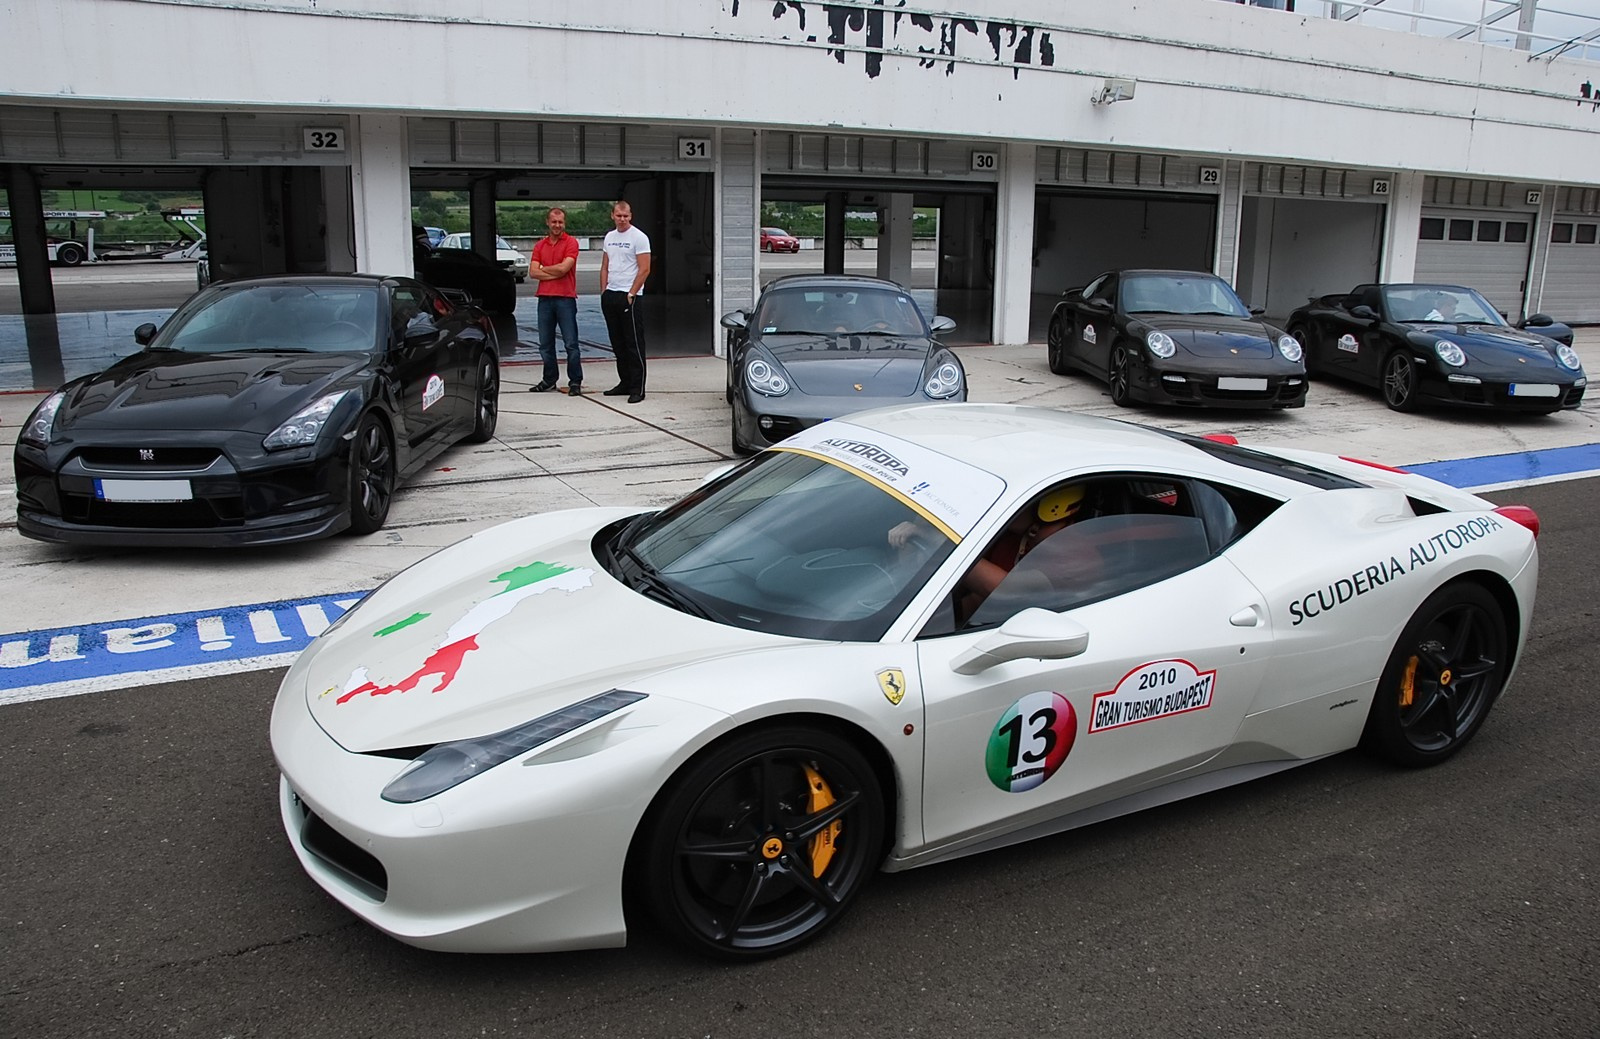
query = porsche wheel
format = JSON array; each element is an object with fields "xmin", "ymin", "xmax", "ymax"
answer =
[
  {"xmin": 1362, "ymin": 582, "xmax": 1508, "ymax": 767},
  {"xmin": 465, "ymin": 351, "xmax": 499, "ymax": 443},
  {"xmin": 346, "ymin": 413, "xmax": 395, "ymax": 536},
  {"xmin": 642, "ymin": 727, "xmax": 884, "ymax": 959},
  {"xmin": 1382, "ymin": 351, "xmax": 1420, "ymax": 412},
  {"xmin": 1108, "ymin": 346, "xmax": 1134, "ymax": 407},
  {"xmin": 1047, "ymin": 315, "xmax": 1070, "ymax": 375},
  {"xmin": 1290, "ymin": 327, "xmax": 1316, "ymax": 376}
]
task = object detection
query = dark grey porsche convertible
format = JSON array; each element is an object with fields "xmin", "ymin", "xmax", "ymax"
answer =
[{"xmin": 720, "ymin": 275, "xmax": 965, "ymax": 454}]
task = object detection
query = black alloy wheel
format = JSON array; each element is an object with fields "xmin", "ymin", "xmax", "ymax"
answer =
[
  {"xmin": 1108, "ymin": 345, "xmax": 1134, "ymax": 407},
  {"xmin": 642, "ymin": 727, "xmax": 885, "ymax": 959},
  {"xmin": 1290, "ymin": 327, "xmax": 1316, "ymax": 376},
  {"xmin": 346, "ymin": 413, "xmax": 395, "ymax": 536},
  {"xmin": 1382, "ymin": 351, "xmax": 1420, "ymax": 412},
  {"xmin": 1362, "ymin": 582, "xmax": 1509, "ymax": 766},
  {"xmin": 465, "ymin": 352, "xmax": 499, "ymax": 443},
  {"xmin": 1047, "ymin": 315, "xmax": 1070, "ymax": 375}
]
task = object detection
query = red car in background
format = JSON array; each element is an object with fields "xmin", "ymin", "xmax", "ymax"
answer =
[{"xmin": 760, "ymin": 227, "xmax": 801, "ymax": 253}]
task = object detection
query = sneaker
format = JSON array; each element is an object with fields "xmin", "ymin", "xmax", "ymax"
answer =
[
  {"xmin": 567, "ymin": 382, "xmax": 583, "ymax": 396},
  {"xmin": 627, "ymin": 391, "xmax": 646, "ymax": 404},
  {"xmin": 602, "ymin": 385, "xmax": 630, "ymax": 396},
  {"xmin": 529, "ymin": 381, "xmax": 557, "ymax": 393}
]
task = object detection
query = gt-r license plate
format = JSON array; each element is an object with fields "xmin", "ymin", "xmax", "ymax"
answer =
[
  {"xmin": 1508, "ymin": 383, "xmax": 1559, "ymax": 398},
  {"xmin": 94, "ymin": 478, "xmax": 193, "ymax": 502},
  {"xmin": 1217, "ymin": 377, "xmax": 1268, "ymax": 391}
]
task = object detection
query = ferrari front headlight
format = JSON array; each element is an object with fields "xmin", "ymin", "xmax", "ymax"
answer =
[
  {"xmin": 381, "ymin": 690, "xmax": 647, "ymax": 803},
  {"xmin": 263, "ymin": 390, "xmax": 350, "ymax": 451},
  {"xmin": 924, "ymin": 361, "xmax": 963, "ymax": 399},
  {"xmin": 746, "ymin": 358, "xmax": 789, "ymax": 396},
  {"xmin": 1555, "ymin": 343, "xmax": 1582, "ymax": 371},
  {"xmin": 1145, "ymin": 331, "xmax": 1177, "ymax": 359},
  {"xmin": 20, "ymin": 391, "xmax": 65, "ymax": 447},
  {"xmin": 1433, "ymin": 339, "xmax": 1466, "ymax": 368},
  {"xmin": 1277, "ymin": 335, "xmax": 1303, "ymax": 362}
]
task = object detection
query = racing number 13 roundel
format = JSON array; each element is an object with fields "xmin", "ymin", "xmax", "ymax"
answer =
[{"xmin": 986, "ymin": 692, "xmax": 1077, "ymax": 793}]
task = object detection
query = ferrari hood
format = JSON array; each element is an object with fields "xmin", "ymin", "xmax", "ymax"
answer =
[
  {"xmin": 55, "ymin": 349, "xmax": 371, "ymax": 433},
  {"xmin": 767, "ymin": 341, "xmax": 931, "ymax": 397},
  {"xmin": 1138, "ymin": 314, "xmax": 1281, "ymax": 359},
  {"xmin": 300, "ymin": 511, "xmax": 801, "ymax": 752}
]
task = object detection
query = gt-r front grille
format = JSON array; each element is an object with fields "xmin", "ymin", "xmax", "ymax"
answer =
[
  {"xmin": 61, "ymin": 495, "xmax": 246, "ymax": 527},
  {"xmin": 298, "ymin": 803, "xmax": 389, "ymax": 902},
  {"xmin": 75, "ymin": 447, "xmax": 223, "ymax": 470}
]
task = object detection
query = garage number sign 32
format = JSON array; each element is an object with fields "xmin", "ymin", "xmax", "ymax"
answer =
[{"xmin": 303, "ymin": 128, "xmax": 345, "ymax": 152}]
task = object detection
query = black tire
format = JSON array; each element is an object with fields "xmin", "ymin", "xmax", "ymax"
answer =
[
  {"xmin": 1047, "ymin": 314, "xmax": 1070, "ymax": 375},
  {"xmin": 1289, "ymin": 326, "xmax": 1316, "ymax": 376},
  {"xmin": 346, "ymin": 413, "xmax": 395, "ymax": 536},
  {"xmin": 1382, "ymin": 351, "xmax": 1420, "ymax": 412},
  {"xmin": 464, "ymin": 352, "xmax": 499, "ymax": 444},
  {"xmin": 1108, "ymin": 345, "xmax": 1134, "ymax": 407},
  {"xmin": 641, "ymin": 726, "xmax": 885, "ymax": 959},
  {"xmin": 55, "ymin": 242, "xmax": 86, "ymax": 267},
  {"xmin": 1362, "ymin": 582, "xmax": 1509, "ymax": 767}
]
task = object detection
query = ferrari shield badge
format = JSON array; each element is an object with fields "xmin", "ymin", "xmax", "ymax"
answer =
[{"xmin": 877, "ymin": 668, "xmax": 907, "ymax": 705}]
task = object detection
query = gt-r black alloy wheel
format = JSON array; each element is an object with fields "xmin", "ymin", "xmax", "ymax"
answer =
[
  {"xmin": 1382, "ymin": 351, "xmax": 1420, "ymax": 412},
  {"xmin": 1364, "ymin": 582, "xmax": 1508, "ymax": 766},
  {"xmin": 346, "ymin": 413, "xmax": 395, "ymax": 535},
  {"xmin": 1108, "ymin": 345, "xmax": 1133, "ymax": 407},
  {"xmin": 643, "ymin": 727, "xmax": 885, "ymax": 959},
  {"xmin": 1047, "ymin": 316, "xmax": 1070, "ymax": 375},
  {"xmin": 467, "ymin": 352, "xmax": 499, "ymax": 443}
]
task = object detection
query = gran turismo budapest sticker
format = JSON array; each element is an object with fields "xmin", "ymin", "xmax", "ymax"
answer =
[
  {"xmin": 1337, "ymin": 333, "xmax": 1359, "ymax": 353},
  {"xmin": 422, "ymin": 374, "xmax": 445, "ymax": 410},
  {"xmin": 986, "ymin": 692, "xmax": 1076, "ymax": 792},
  {"xmin": 1083, "ymin": 323, "xmax": 1097, "ymax": 345},
  {"xmin": 1089, "ymin": 659, "xmax": 1215, "ymax": 733}
]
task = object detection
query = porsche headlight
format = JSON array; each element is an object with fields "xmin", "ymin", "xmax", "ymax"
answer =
[
  {"xmin": 1555, "ymin": 343, "xmax": 1582, "ymax": 371},
  {"xmin": 1145, "ymin": 331, "xmax": 1177, "ymax": 359},
  {"xmin": 380, "ymin": 689, "xmax": 647, "ymax": 803},
  {"xmin": 20, "ymin": 391, "xmax": 65, "ymax": 447},
  {"xmin": 1277, "ymin": 335, "xmax": 1303, "ymax": 363},
  {"xmin": 1433, "ymin": 339, "xmax": 1467, "ymax": 368},
  {"xmin": 746, "ymin": 358, "xmax": 789, "ymax": 396},
  {"xmin": 924, "ymin": 361, "xmax": 964, "ymax": 399},
  {"xmin": 263, "ymin": 390, "xmax": 350, "ymax": 450}
]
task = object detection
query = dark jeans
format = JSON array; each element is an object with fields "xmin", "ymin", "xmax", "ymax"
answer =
[
  {"xmin": 601, "ymin": 290, "xmax": 646, "ymax": 392},
  {"xmin": 536, "ymin": 295, "xmax": 582, "ymax": 386}
]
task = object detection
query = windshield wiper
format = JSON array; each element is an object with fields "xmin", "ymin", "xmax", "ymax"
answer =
[{"xmin": 614, "ymin": 542, "xmax": 715, "ymax": 621}]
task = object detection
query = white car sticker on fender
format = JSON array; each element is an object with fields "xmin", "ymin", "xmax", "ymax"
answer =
[
  {"xmin": 423, "ymin": 374, "xmax": 445, "ymax": 410},
  {"xmin": 1089, "ymin": 659, "xmax": 1216, "ymax": 733},
  {"xmin": 1083, "ymin": 324, "xmax": 1097, "ymax": 345},
  {"xmin": 1337, "ymin": 334, "xmax": 1358, "ymax": 353}
]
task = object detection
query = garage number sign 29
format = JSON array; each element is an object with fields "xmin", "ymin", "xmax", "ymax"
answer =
[{"xmin": 303, "ymin": 128, "xmax": 345, "ymax": 152}]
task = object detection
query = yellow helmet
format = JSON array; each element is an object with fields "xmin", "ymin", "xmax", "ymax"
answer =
[{"xmin": 1036, "ymin": 484, "xmax": 1086, "ymax": 523}]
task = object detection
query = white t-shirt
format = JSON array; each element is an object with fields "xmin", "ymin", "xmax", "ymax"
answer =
[{"xmin": 603, "ymin": 226, "xmax": 651, "ymax": 293}]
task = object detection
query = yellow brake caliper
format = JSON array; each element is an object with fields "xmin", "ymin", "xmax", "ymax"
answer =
[
  {"xmin": 802, "ymin": 763, "xmax": 841, "ymax": 878},
  {"xmin": 1399, "ymin": 655, "xmax": 1419, "ymax": 709}
]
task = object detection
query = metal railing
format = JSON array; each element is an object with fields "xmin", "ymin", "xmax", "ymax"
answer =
[{"xmin": 1228, "ymin": 1, "xmax": 1600, "ymax": 62}]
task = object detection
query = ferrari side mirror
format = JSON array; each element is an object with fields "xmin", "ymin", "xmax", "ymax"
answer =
[{"xmin": 950, "ymin": 608, "xmax": 1090, "ymax": 675}]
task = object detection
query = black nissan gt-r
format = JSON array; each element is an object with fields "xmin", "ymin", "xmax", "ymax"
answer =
[
  {"xmin": 1286, "ymin": 283, "xmax": 1586, "ymax": 413},
  {"xmin": 14, "ymin": 274, "xmax": 500, "ymax": 547}
]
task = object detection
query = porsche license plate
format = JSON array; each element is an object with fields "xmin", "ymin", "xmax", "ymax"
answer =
[
  {"xmin": 94, "ymin": 478, "xmax": 193, "ymax": 502},
  {"xmin": 1508, "ymin": 383, "xmax": 1559, "ymax": 398},
  {"xmin": 1217, "ymin": 377, "xmax": 1268, "ymax": 391}
]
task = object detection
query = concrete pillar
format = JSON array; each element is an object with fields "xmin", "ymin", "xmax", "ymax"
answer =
[
  {"xmin": 1379, "ymin": 171, "xmax": 1425, "ymax": 283},
  {"xmin": 321, "ymin": 166, "xmax": 356, "ymax": 274},
  {"xmin": 469, "ymin": 176, "xmax": 496, "ymax": 264},
  {"xmin": 992, "ymin": 143, "xmax": 1037, "ymax": 347},
  {"xmin": 3, "ymin": 165, "xmax": 56, "ymax": 315},
  {"xmin": 875, "ymin": 192, "xmax": 915, "ymax": 286},
  {"xmin": 1515, "ymin": 0, "xmax": 1537, "ymax": 51},
  {"xmin": 823, "ymin": 191, "xmax": 846, "ymax": 275},
  {"xmin": 1522, "ymin": 186, "xmax": 1557, "ymax": 320},
  {"xmin": 716, "ymin": 128, "xmax": 761, "ymax": 358},
  {"xmin": 349, "ymin": 114, "xmax": 413, "ymax": 277}
]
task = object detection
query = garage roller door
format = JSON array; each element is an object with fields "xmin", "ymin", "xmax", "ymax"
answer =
[
  {"xmin": 1539, "ymin": 216, "xmax": 1600, "ymax": 324},
  {"xmin": 1416, "ymin": 208, "xmax": 1532, "ymax": 317}
]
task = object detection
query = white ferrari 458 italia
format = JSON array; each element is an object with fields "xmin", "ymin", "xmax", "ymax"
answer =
[{"xmin": 271, "ymin": 403, "xmax": 1540, "ymax": 959}]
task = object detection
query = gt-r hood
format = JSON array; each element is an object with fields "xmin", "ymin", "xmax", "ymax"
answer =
[
  {"xmin": 53, "ymin": 349, "xmax": 371, "ymax": 433},
  {"xmin": 1138, "ymin": 314, "xmax": 1282, "ymax": 359},
  {"xmin": 299, "ymin": 509, "xmax": 801, "ymax": 752}
]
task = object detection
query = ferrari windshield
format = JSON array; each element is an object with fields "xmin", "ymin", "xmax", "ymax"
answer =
[
  {"xmin": 155, "ymin": 283, "xmax": 382, "ymax": 353},
  {"xmin": 1383, "ymin": 285, "xmax": 1504, "ymax": 325},
  {"xmin": 1120, "ymin": 274, "xmax": 1251, "ymax": 318},
  {"xmin": 613, "ymin": 450, "xmax": 960, "ymax": 640},
  {"xmin": 753, "ymin": 286, "xmax": 929, "ymax": 340}
]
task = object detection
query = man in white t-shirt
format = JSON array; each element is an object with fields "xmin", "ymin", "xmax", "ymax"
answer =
[{"xmin": 598, "ymin": 201, "xmax": 652, "ymax": 403}]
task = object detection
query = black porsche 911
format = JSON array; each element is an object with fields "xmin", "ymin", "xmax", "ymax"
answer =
[
  {"xmin": 14, "ymin": 274, "xmax": 500, "ymax": 547},
  {"xmin": 720, "ymin": 274, "xmax": 965, "ymax": 454},
  {"xmin": 1286, "ymin": 283, "xmax": 1586, "ymax": 413},
  {"xmin": 1046, "ymin": 269, "xmax": 1306, "ymax": 409}
]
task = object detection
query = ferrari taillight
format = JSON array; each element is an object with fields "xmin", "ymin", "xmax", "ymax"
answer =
[
  {"xmin": 1202, "ymin": 433, "xmax": 1238, "ymax": 445},
  {"xmin": 1493, "ymin": 505, "xmax": 1540, "ymax": 539}
]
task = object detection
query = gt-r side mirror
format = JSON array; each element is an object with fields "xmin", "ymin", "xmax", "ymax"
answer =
[
  {"xmin": 930, "ymin": 315, "xmax": 957, "ymax": 333},
  {"xmin": 134, "ymin": 323, "xmax": 159, "ymax": 346},
  {"xmin": 1524, "ymin": 313, "xmax": 1554, "ymax": 327},
  {"xmin": 1249, "ymin": 306, "xmax": 1266, "ymax": 317},
  {"xmin": 402, "ymin": 314, "xmax": 440, "ymax": 349},
  {"xmin": 949, "ymin": 608, "xmax": 1090, "ymax": 675},
  {"xmin": 1350, "ymin": 305, "xmax": 1378, "ymax": 321},
  {"xmin": 720, "ymin": 311, "xmax": 749, "ymax": 330}
]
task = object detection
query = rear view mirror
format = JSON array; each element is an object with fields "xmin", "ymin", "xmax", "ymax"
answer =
[
  {"xmin": 134, "ymin": 323, "xmax": 159, "ymax": 346},
  {"xmin": 1249, "ymin": 306, "xmax": 1266, "ymax": 317},
  {"xmin": 950, "ymin": 609, "xmax": 1090, "ymax": 675},
  {"xmin": 930, "ymin": 315, "xmax": 957, "ymax": 333},
  {"xmin": 1350, "ymin": 305, "xmax": 1378, "ymax": 321},
  {"xmin": 720, "ymin": 311, "xmax": 749, "ymax": 330},
  {"xmin": 1524, "ymin": 313, "xmax": 1554, "ymax": 327}
]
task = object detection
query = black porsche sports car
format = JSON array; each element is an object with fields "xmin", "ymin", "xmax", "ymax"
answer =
[
  {"xmin": 1286, "ymin": 283, "xmax": 1586, "ymax": 413},
  {"xmin": 720, "ymin": 274, "xmax": 965, "ymax": 454},
  {"xmin": 14, "ymin": 274, "xmax": 500, "ymax": 547},
  {"xmin": 1046, "ymin": 269, "xmax": 1306, "ymax": 409}
]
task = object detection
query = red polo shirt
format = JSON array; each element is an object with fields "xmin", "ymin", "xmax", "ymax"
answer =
[{"xmin": 532, "ymin": 233, "xmax": 579, "ymax": 297}]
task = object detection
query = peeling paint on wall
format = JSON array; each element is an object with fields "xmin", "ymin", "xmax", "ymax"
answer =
[{"xmin": 732, "ymin": 1, "xmax": 1056, "ymax": 80}]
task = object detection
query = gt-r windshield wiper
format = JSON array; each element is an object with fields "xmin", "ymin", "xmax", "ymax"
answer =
[{"xmin": 615, "ymin": 543, "xmax": 715, "ymax": 621}]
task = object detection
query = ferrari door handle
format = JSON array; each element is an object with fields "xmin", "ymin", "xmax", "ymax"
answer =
[{"xmin": 1229, "ymin": 605, "xmax": 1264, "ymax": 628}]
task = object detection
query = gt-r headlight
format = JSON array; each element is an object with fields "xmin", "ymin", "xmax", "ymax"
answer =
[
  {"xmin": 1433, "ymin": 339, "xmax": 1467, "ymax": 368},
  {"xmin": 1555, "ymin": 343, "xmax": 1582, "ymax": 371},
  {"xmin": 20, "ymin": 391, "xmax": 65, "ymax": 447},
  {"xmin": 263, "ymin": 390, "xmax": 350, "ymax": 451},
  {"xmin": 924, "ymin": 361, "xmax": 964, "ymax": 399},
  {"xmin": 1277, "ymin": 335, "xmax": 1303, "ymax": 362},
  {"xmin": 380, "ymin": 689, "xmax": 648, "ymax": 803},
  {"xmin": 1145, "ymin": 331, "xmax": 1177, "ymax": 359},
  {"xmin": 746, "ymin": 358, "xmax": 789, "ymax": 396}
]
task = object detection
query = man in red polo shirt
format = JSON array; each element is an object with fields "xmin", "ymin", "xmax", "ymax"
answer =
[{"xmin": 528, "ymin": 207, "xmax": 583, "ymax": 395}]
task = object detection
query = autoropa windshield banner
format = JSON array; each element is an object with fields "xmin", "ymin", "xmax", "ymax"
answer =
[{"xmin": 776, "ymin": 421, "xmax": 1005, "ymax": 541}]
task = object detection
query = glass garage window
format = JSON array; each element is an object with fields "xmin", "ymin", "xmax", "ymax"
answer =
[
  {"xmin": 1419, "ymin": 218, "xmax": 1445, "ymax": 240},
  {"xmin": 1504, "ymin": 222, "xmax": 1528, "ymax": 243},
  {"xmin": 1551, "ymin": 223, "xmax": 1574, "ymax": 244},
  {"xmin": 1448, "ymin": 220, "xmax": 1473, "ymax": 241},
  {"xmin": 1578, "ymin": 224, "xmax": 1598, "ymax": 245},
  {"xmin": 1477, "ymin": 221, "xmax": 1501, "ymax": 242}
]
